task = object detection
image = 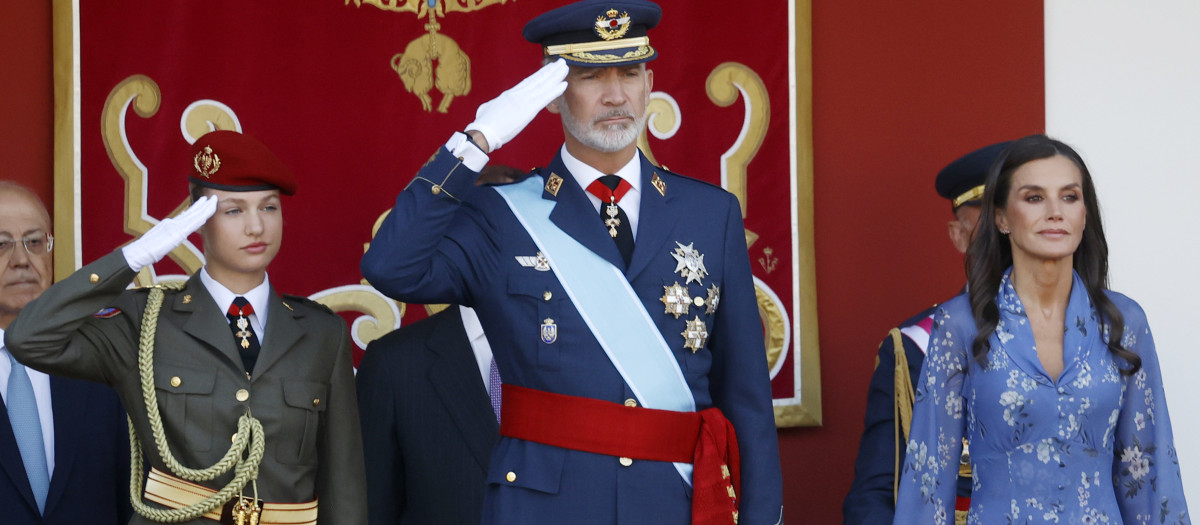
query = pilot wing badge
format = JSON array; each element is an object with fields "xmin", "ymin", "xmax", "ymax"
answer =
[{"xmin": 516, "ymin": 252, "xmax": 552, "ymax": 272}]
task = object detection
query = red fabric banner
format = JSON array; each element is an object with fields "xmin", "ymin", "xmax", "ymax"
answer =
[{"xmin": 62, "ymin": 0, "xmax": 817, "ymax": 425}]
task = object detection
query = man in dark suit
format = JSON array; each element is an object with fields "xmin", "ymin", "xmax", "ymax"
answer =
[
  {"xmin": 6, "ymin": 131, "xmax": 366, "ymax": 525},
  {"xmin": 361, "ymin": 1, "xmax": 783, "ymax": 523},
  {"xmin": 357, "ymin": 305, "xmax": 500, "ymax": 525},
  {"xmin": 0, "ymin": 181, "xmax": 131, "ymax": 524},
  {"xmin": 843, "ymin": 142, "xmax": 1011, "ymax": 525}
]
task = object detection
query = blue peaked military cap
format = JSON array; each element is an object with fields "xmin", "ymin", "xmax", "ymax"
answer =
[
  {"xmin": 523, "ymin": 0, "xmax": 662, "ymax": 67},
  {"xmin": 935, "ymin": 141, "xmax": 1012, "ymax": 208}
]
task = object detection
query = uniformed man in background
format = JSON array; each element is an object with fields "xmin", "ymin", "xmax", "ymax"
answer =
[
  {"xmin": 361, "ymin": 0, "xmax": 784, "ymax": 523},
  {"xmin": 6, "ymin": 130, "xmax": 366, "ymax": 525},
  {"xmin": 843, "ymin": 141, "xmax": 1011, "ymax": 525}
]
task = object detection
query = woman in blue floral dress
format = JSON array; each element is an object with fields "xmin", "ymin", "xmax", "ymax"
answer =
[{"xmin": 894, "ymin": 135, "xmax": 1189, "ymax": 524}]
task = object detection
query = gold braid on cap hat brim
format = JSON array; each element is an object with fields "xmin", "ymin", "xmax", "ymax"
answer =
[
  {"xmin": 547, "ymin": 35, "xmax": 652, "ymax": 57},
  {"xmin": 953, "ymin": 184, "xmax": 986, "ymax": 208}
]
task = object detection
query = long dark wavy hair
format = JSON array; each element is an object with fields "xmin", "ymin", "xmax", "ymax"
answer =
[{"xmin": 965, "ymin": 134, "xmax": 1141, "ymax": 374}]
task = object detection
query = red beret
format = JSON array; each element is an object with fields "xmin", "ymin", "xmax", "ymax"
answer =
[{"xmin": 189, "ymin": 130, "xmax": 297, "ymax": 195}]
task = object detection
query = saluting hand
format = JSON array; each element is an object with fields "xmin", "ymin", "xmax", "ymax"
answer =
[
  {"xmin": 465, "ymin": 58, "xmax": 569, "ymax": 153},
  {"xmin": 121, "ymin": 194, "xmax": 218, "ymax": 272}
]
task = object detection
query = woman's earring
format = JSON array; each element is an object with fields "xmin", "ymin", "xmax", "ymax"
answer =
[{"xmin": 999, "ymin": 227, "xmax": 1010, "ymax": 235}]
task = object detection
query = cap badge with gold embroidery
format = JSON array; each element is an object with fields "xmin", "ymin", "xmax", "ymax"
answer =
[
  {"xmin": 681, "ymin": 316, "xmax": 709, "ymax": 353},
  {"xmin": 660, "ymin": 282, "xmax": 691, "ymax": 319},
  {"xmin": 671, "ymin": 241, "xmax": 708, "ymax": 285},
  {"xmin": 595, "ymin": 9, "xmax": 631, "ymax": 41},
  {"xmin": 193, "ymin": 145, "xmax": 221, "ymax": 179}
]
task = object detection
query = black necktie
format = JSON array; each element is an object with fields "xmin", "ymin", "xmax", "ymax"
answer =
[
  {"xmin": 226, "ymin": 297, "xmax": 260, "ymax": 374},
  {"xmin": 588, "ymin": 175, "xmax": 635, "ymax": 267}
]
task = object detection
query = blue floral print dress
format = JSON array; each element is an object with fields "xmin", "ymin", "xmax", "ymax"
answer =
[{"xmin": 894, "ymin": 269, "xmax": 1190, "ymax": 524}]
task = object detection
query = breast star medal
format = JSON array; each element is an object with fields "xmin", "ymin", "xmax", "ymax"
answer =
[
  {"xmin": 604, "ymin": 196, "xmax": 621, "ymax": 238},
  {"xmin": 670, "ymin": 241, "xmax": 708, "ymax": 285},
  {"xmin": 660, "ymin": 282, "xmax": 691, "ymax": 318},
  {"xmin": 705, "ymin": 285, "xmax": 720, "ymax": 315},
  {"xmin": 681, "ymin": 316, "xmax": 709, "ymax": 353}
]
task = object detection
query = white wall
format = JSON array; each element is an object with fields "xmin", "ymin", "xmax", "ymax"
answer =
[{"xmin": 1046, "ymin": 1, "xmax": 1200, "ymax": 506}]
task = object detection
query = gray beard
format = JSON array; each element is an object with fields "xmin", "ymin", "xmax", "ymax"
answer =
[{"xmin": 559, "ymin": 102, "xmax": 647, "ymax": 153}]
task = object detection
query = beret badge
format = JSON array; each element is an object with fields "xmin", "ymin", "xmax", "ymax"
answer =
[
  {"xmin": 193, "ymin": 145, "xmax": 221, "ymax": 179},
  {"xmin": 594, "ymin": 9, "xmax": 631, "ymax": 41}
]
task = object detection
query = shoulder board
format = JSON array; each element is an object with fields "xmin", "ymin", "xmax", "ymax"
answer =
[{"xmin": 281, "ymin": 294, "xmax": 335, "ymax": 315}]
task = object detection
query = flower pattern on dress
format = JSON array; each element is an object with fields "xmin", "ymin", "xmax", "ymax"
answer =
[{"xmin": 894, "ymin": 269, "xmax": 1191, "ymax": 524}]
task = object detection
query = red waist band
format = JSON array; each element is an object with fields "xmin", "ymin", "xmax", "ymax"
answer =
[{"xmin": 499, "ymin": 384, "xmax": 741, "ymax": 525}]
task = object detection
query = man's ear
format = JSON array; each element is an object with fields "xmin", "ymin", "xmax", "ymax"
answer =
[{"xmin": 546, "ymin": 98, "xmax": 562, "ymax": 114}]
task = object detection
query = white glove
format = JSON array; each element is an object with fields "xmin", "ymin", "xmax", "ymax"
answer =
[
  {"xmin": 466, "ymin": 58, "xmax": 569, "ymax": 153},
  {"xmin": 122, "ymin": 195, "xmax": 218, "ymax": 272}
]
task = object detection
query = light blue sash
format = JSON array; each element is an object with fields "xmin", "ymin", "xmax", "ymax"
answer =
[{"xmin": 495, "ymin": 176, "xmax": 696, "ymax": 484}]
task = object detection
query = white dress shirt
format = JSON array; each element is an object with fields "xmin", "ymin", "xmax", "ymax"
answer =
[
  {"xmin": 199, "ymin": 268, "xmax": 270, "ymax": 345},
  {"xmin": 458, "ymin": 306, "xmax": 494, "ymax": 386},
  {"xmin": 1, "ymin": 327, "xmax": 55, "ymax": 474},
  {"xmin": 559, "ymin": 144, "xmax": 642, "ymax": 238}
]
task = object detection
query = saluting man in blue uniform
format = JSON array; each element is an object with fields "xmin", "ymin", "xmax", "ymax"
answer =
[
  {"xmin": 842, "ymin": 142, "xmax": 1010, "ymax": 525},
  {"xmin": 361, "ymin": 1, "xmax": 784, "ymax": 524}
]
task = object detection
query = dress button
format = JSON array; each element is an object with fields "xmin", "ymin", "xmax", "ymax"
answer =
[
  {"xmin": 506, "ymin": 471, "xmax": 517, "ymax": 482},
  {"xmin": 624, "ymin": 399, "xmax": 638, "ymax": 408},
  {"xmin": 170, "ymin": 376, "xmax": 182, "ymax": 387},
  {"xmin": 619, "ymin": 457, "xmax": 633, "ymax": 467},
  {"xmin": 235, "ymin": 389, "xmax": 250, "ymax": 402},
  {"xmin": 1057, "ymin": 387, "xmax": 1065, "ymax": 394},
  {"xmin": 543, "ymin": 290, "xmax": 552, "ymax": 301},
  {"xmin": 313, "ymin": 398, "xmax": 321, "ymax": 407},
  {"xmin": 232, "ymin": 433, "xmax": 238, "ymax": 443},
  {"xmin": 431, "ymin": 185, "xmax": 442, "ymax": 195},
  {"xmin": 89, "ymin": 273, "xmax": 100, "ymax": 284}
]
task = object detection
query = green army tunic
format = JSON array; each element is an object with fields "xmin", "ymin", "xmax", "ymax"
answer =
[{"xmin": 5, "ymin": 251, "xmax": 366, "ymax": 525}]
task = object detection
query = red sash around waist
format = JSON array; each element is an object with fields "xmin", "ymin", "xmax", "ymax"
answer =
[{"xmin": 499, "ymin": 384, "xmax": 741, "ymax": 525}]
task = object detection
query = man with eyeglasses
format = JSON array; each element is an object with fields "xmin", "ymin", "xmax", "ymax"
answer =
[{"xmin": 0, "ymin": 181, "xmax": 132, "ymax": 524}]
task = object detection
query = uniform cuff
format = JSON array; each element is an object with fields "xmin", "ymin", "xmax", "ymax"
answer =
[{"xmin": 446, "ymin": 132, "xmax": 489, "ymax": 172}]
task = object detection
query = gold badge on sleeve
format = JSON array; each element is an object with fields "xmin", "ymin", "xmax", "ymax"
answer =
[
  {"xmin": 681, "ymin": 316, "xmax": 709, "ymax": 353},
  {"xmin": 670, "ymin": 242, "xmax": 708, "ymax": 285},
  {"xmin": 660, "ymin": 282, "xmax": 691, "ymax": 319}
]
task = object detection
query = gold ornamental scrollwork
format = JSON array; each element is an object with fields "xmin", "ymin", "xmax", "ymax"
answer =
[
  {"xmin": 101, "ymin": 75, "xmax": 208, "ymax": 287},
  {"xmin": 636, "ymin": 93, "xmax": 681, "ymax": 167},
  {"xmin": 309, "ymin": 286, "xmax": 404, "ymax": 349},
  {"xmin": 706, "ymin": 62, "xmax": 770, "ymax": 249}
]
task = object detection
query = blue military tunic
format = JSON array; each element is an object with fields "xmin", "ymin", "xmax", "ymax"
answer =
[
  {"xmin": 843, "ymin": 306, "xmax": 972, "ymax": 524},
  {"xmin": 362, "ymin": 144, "xmax": 784, "ymax": 524}
]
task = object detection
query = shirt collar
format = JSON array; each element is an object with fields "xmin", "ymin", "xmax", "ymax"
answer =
[
  {"xmin": 559, "ymin": 145, "xmax": 642, "ymax": 199},
  {"xmin": 199, "ymin": 268, "xmax": 271, "ymax": 325}
]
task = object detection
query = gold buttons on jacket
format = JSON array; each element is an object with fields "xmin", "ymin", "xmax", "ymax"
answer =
[
  {"xmin": 543, "ymin": 290, "xmax": 553, "ymax": 301},
  {"xmin": 506, "ymin": 471, "xmax": 517, "ymax": 482},
  {"xmin": 431, "ymin": 185, "xmax": 443, "ymax": 195},
  {"xmin": 235, "ymin": 389, "xmax": 250, "ymax": 402},
  {"xmin": 619, "ymin": 457, "xmax": 633, "ymax": 467},
  {"xmin": 170, "ymin": 376, "xmax": 182, "ymax": 387},
  {"xmin": 232, "ymin": 433, "xmax": 238, "ymax": 443},
  {"xmin": 89, "ymin": 273, "xmax": 99, "ymax": 284},
  {"xmin": 313, "ymin": 398, "xmax": 321, "ymax": 407},
  {"xmin": 624, "ymin": 399, "xmax": 638, "ymax": 408}
]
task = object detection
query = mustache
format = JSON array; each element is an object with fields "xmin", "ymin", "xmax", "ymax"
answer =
[{"xmin": 593, "ymin": 110, "xmax": 635, "ymax": 123}]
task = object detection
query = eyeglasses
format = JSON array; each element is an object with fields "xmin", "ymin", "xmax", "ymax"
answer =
[{"xmin": 0, "ymin": 232, "xmax": 54, "ymax": 258}]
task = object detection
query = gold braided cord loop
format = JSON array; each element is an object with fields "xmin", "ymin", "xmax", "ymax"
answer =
[
  {"xmin": 129, "ymin": 283, "xmax": 266, "ymax": 522},
  {"xmin": 890, "ymin": 328, "xmax": 915, "ymax": 503}
]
